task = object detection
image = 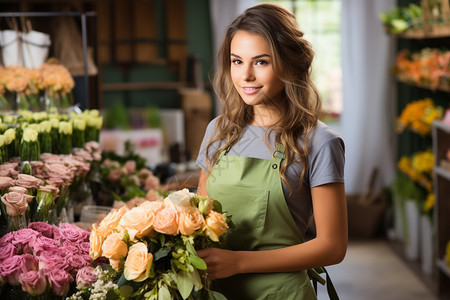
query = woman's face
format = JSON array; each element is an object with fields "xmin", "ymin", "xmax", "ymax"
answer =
[{"xmin": 230, "ymin": 30, "xmax": 284, "ymax": 109}]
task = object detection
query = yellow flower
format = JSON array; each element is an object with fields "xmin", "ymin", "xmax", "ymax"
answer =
[
  {"xmin": 0, "ymin": 135, "xmax": 5, "ymax": 147},
  {"xmin": 423, "ymin": 193, "xmax": 435, "ymax": 213},
  {"xmin": 73, "ymin": 118, "xmax": 86, "ymax": 131},
  {"xmin": 38, "ymin": 121, "xmax": 52, "ymax": 134},
  {"xmin": 22, "ymin": 128, "xmax": 38, "ymax": 142},
  {"xmin": 4, "ymin": 128, "xmax": 15, "ymax": 145},
  {"xmin": 58, "ymin": 121, "xmax": 72, "ymax": 135}
]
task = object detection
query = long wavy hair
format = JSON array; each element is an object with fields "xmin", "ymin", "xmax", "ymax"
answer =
[{"xmin": 206, "ymin": 3, "xmax": 321, "ymax": 193}]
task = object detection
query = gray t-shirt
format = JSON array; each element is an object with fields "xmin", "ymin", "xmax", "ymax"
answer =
[{"xmin": 196, "ymin": 117, "xmax": 345, "ymax": 235}]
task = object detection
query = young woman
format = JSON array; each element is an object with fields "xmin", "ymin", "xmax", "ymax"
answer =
[{"xmin": 196, "ymin": 4, "xmax": 347, "ymax": 299}]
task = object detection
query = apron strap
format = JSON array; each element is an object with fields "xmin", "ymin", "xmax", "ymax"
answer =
[{"xmin": 308, "ymin": 267, "xmax": 339, "ymax": 300}]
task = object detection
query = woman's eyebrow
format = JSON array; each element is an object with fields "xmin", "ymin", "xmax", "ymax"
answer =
[{"xmin": 230, "ymin": 53, "xmax": 270, "ymax": 59}]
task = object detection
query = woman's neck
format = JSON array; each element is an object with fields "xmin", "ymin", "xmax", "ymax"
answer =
[{"xmin": 250, "ymin": 106, "xmax": 280, "ymax": 126}]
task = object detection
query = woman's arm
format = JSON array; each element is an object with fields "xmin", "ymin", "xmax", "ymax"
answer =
[
  {"xmin": 197, "ymin": 182, "xmax": 347, "ymax": 279},
  {"xmin": 197, "ymin": 169, "xmax": 208, "ymax": 197}
]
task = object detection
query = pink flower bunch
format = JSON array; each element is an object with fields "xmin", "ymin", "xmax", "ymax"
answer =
[
  {"xmin": 100, "ymin": 158, "xmax": 161, "ymax": 202},
  {"xmin": 0, "ymin": 222, "xmax": 92, "ymax": 297},
  {"xmin": 0, "ymin": 162, "xmax": 19, "ymax": 179}
]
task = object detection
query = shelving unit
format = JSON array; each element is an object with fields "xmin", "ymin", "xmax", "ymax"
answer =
[{"xmin": 432, "ymin": 120, "xmax": 450, "ymax": 299}]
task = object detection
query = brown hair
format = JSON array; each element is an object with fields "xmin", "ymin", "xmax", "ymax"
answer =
[{"xmin": 206, "ymin": 3, "xmax": 321, "ymax": 192}]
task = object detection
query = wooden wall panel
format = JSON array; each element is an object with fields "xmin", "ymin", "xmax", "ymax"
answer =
[
  {"xmin": 133, "ymin": 0, "xmax": 158, "ymax": 63},
  {"xmin": 97, "ymin": 0, "xmax": 111, "ymax": 64},
  {"xmin": 114, "ymin": 0, "xmax": 132, "ymax": 63},
  {"xmin": 166, "ymin": 0, "xmax": 187, "ymax": 80}
]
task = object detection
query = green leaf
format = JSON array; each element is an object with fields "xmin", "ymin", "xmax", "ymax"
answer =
[
  {"xmin": 212, "ymin": 200, "xmax": 222, "ymax": 213},
  {"xmin": 185, "ymin": 241, "xmax": 196, "ymax": 255},
  {"xmin": 158, "ymin": 285, "xmax": 171, "ymax": 300},
  {"xmin": 210, "ymin": 290, "xmax": 228, "ymax": 300},
  {"xmin": 106, "ymin": 289, "xmax": 120, "ymax": 300},
  {"xmin": 119, "ymin": 285, "xmax": 134, "ymax": 298},
  {"xmin": 160, "ymin": 234, "xmax": 166, "ymax": 246},
  {"xmin": 189, "ymin": 255, "xmax": 207, "ymax": 270},
  {"xmin": 190, "ymin": 269, "xmax": 203, "ymax": 290},
  {"xmin": 177, "ymin": 271, "xmax": 194, "ymax": 300},
  {"xmin": 154, "ymin": 246, "xmax": 171, "ymax": 262}
]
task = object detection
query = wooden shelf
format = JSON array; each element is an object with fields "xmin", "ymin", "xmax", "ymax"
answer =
[
  {"xmin": 396, "ymin": 25, "xmax": 450, "ymax": 39},
  {"xmin": 397, "ymin": 77, "xmax": 450, "ymax": 93},
  {"xmin": 101, "ymin": 81, "xmax": 187, "ymax": 91}
]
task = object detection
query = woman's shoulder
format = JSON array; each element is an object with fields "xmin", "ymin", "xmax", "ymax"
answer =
[{"xmin": 310, "ymin": 121, "xmax": 342, "ymax": 142}]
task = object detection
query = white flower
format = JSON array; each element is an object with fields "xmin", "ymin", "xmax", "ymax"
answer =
[
  {"xmin": 164, "ymin": 188, "xmax": 194, "ymax": 212},
  {"xmin": 59, "ymin": 121, "xmax": 73, "ymax": 135}
]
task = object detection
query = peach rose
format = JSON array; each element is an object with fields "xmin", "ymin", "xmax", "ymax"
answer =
[
  {"xmin": 107, "ymin": 169, "xmax": 122, "ymax": 183},
  {"xmin": 89, "ymin": 225, "xmax": 105, "ymax": 260},
  {"xmin": 1, "ymin": 192, "xmax": 33, "ymax": 216},
  {"xmin": 178, "ymin": 207, "xmax": 205, "ymax": 236},
  {"xmin": 97, "ymin": 206, "xmax": 128, "ymax": 237},
  {"xmin": 118, "ymin": 206, "xmax": 155, "ymax": 240},
  {"xmin": 205, "ymin": 211, "xmax": 229, "ymax": 242},
  {"xmin": 101, "ymin": 232, "xmax": 128, "ymax": 260},
  {"xmin": 0, "ymin": 176, "xmax": 13, "ymax": 191},
  {"xmin": 109, "ymin": 259, "xmax": 123, "ymax": 271},
  {"xmin": 145, "ymin": 190, "xmax": 163, "ymax": 202},
  {"xmin": 139, "ymin": 200, "xmax": 165, "ymax": 214},
  {"xmin": 153, "ymin": 207, "xmax": 179, "ymax": 235},
  {"xmin": 124, "ymin": 243, "xmax": 153, "ymax": 282},
  {"xmin": 164, "ymin": 188, "xmax": 194, "ymax": 212}
]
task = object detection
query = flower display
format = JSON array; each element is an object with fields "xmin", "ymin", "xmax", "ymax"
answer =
[
  {"xmin": 76, "ymin": 189, "xmax": 232, "ymax": 299},
  {"xmin": 394, "ymin": 48, "xmax": 450, "ymax": 89},
  {"xmin": 396, "ymin": 97, "xmax": 443, "ymax": 136},
  {"xmin": 0, "ymin": 222, "xmax": 91, "ymax": 298},
  {"xmin": 397, "ymin": 149, "xmax": 434, "ymax": 216}
]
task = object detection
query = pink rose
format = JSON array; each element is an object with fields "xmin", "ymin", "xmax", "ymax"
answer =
[
  {"xmin": 28, "ymin": 222, "xmax": 54, "ymax": 238},
  {"xmin": 0, "ymin": 243, "xmax": 17, "ymax": 263},
  {"xmin": 145, "ymin": 190, "xmax": 163, "ymax": 202},
  {"xmin": 59, "ymin": 223, "xmax": 90, "ymax": 242},
  {"xmin": 0, "ymin": 255, "xmax": 23, "ymax": 285},
  {"xmin": 144, "ymin": 174, "xmax": 160, "ymax": 191},
  {"xmin": 123, "ymin": 160, "xmax": 136, "ymax": 175},
  {"xmin": 12, "ymin": 229, "xmax": 40, "ymax": 253},
  {"xmin": 38, "ymin": 250, "xmax": 68, "ymax": 272},
  {"xmin": 51, "ymin": 225, "xmax": 62, "ymax": 244},
  {"xmin": 153, "ymin": 207, "xmax": 179, "ymax": 235},
  {"xmin": 76, "ymin": 266, "xmax": 97, "ymax": 288},
  {"xmin": 0, "ymin": 254, "xmax": 38, "ymax": 286},
  {"xmin": 46, "ymin": 269, "xmax": 73, "ymax": 296},
  {"xmin": 31, "ymin": 235, "xmax": 58, "ymax": 256},
  {"xmin": 0, "ymin": 176, "xmax": 13, "ymax": 191},
  {"xmin": 67, "ymin": 255, "xmax": 90, "ymax": 276},
  {"xmin": 19, "ymin": 269, "xmax": 47, "ymax": 296},
  {"xmin": 77, "ymin": 241, "xmax": 91, "ymax": 255},
  {"xmin": 8, "ymin": 186, "xmax": 28, "ymax": 194},
  {"xmin": 84, "ymin": 141, "xmax": 100, "ymax": 153},
  {"xmin": 15, "ymin": 174, "xmax": 44, "ymax": 189},
  {"xmin": 107, "ymin": 168, "xmax": 122, "ymax": 182},
  {"xmin": 0, "ymin": 232, "xmax": 15, "ymax": 244},
  {"xmin": 1, "ymin": 192, "xmax": 32, "ymax": 216}
]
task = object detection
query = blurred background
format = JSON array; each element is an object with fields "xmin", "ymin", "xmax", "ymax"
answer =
[{"xmin": 0, "ymin": 0, "xmax": 449, "ymax": 299}]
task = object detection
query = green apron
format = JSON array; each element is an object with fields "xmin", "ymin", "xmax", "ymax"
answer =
[{"xmin": 207, "ymin": 145, "xmax": 317, "ymax": 300}]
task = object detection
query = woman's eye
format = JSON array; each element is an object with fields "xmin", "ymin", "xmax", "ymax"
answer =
[
  {"xmin": 256, "ymin": 60, "xmax": 268, "ymax": 65},
  {"xmin": 231, "ymin": 59, "xmax": 242, "ymax": 65}
]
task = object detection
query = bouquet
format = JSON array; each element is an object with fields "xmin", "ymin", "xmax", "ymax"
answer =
[
  {"xmin": 80, "ymin": 189, "xmax": 232, "ymax": 300},
  {"xmin": 0, "ymin": 222, "xmax": 92, "ymax": 299}
]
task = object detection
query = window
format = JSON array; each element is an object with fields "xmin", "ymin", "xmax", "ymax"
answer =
[{"xmin": 259, "ymin": 0, "xmax": 342, "ymax": 123}]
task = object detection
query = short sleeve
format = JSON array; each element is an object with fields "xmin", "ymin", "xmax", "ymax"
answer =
[
  {"xmin": 195, "ymin": 117, "xmax": 220, "ymax": 172},
  {"xmin": 308, "ymin": 136, "xmax": 345, "ymax": 188}
]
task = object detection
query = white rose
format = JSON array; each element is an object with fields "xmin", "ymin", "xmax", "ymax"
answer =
[
  {"xmin": 58, "ymin": 121, "xmax": 72, "ymax": 135},
  {"xmin": 164, "ymin": 188, "xmax": 194, "ymax": 212},
  {"xmin": 73, "ymin": 118, "xmax": 86, "ymax": 131}
]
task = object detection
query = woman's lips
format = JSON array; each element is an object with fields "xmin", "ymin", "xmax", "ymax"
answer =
[{"xmin": 242, "ymin": 87, "xmax": 261, "ymax": 95}]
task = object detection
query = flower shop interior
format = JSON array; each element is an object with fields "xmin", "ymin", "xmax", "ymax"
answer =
[{"xmin": 0, "ymin": 0, "xmax": 449, "ymax": 299}]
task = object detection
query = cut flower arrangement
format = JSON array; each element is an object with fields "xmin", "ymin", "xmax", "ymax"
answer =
[
  {"xmin": 77, "ymin": 189, "xmax": 232, "ymax": 300},
  {"xmin": 0, "ymin": 221, "xmax": 92, "ymax": 299}
]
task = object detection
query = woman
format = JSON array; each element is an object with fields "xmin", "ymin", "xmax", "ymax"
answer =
[{"xmin": 196, "ymin": 3, "xmax": 347, "ymax": 299}]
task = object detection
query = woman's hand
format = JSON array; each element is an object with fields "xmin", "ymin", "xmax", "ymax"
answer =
[{"xmin": 197, "ymin": 248, "xmax": 241, "ymax": 279}]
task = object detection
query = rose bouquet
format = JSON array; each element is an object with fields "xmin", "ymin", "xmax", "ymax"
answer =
[
  {"xmin": 0, "ymin": 222, "xmax": 92, "ymax": 299},
  {"xmin": 80, "ymin": 189, "xmax": 232, "ymax": 300}
]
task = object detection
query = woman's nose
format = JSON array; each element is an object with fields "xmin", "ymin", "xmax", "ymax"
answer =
[{"xmin": 242, "ymin": 65, "xmax": 255, "ymax": 81}]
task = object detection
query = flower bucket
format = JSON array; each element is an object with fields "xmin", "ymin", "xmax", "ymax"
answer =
[
  {"xmin": 21, "ymin": 30, "xmax": 51, "ymax": 68},
  {"xmin": 0, "ymin": 30, "xmax": 21, "ymax": 66},
  {"xmin": 393, "ymin": 194, "xmax": 405, "ymax": 241},
  {"xmin": 420, "ymin": 215, "xmax": 434, "ymax": 275},
  {"xmin": 404, "ymin": 199, "xmax": 420, "ymax": 260}
]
